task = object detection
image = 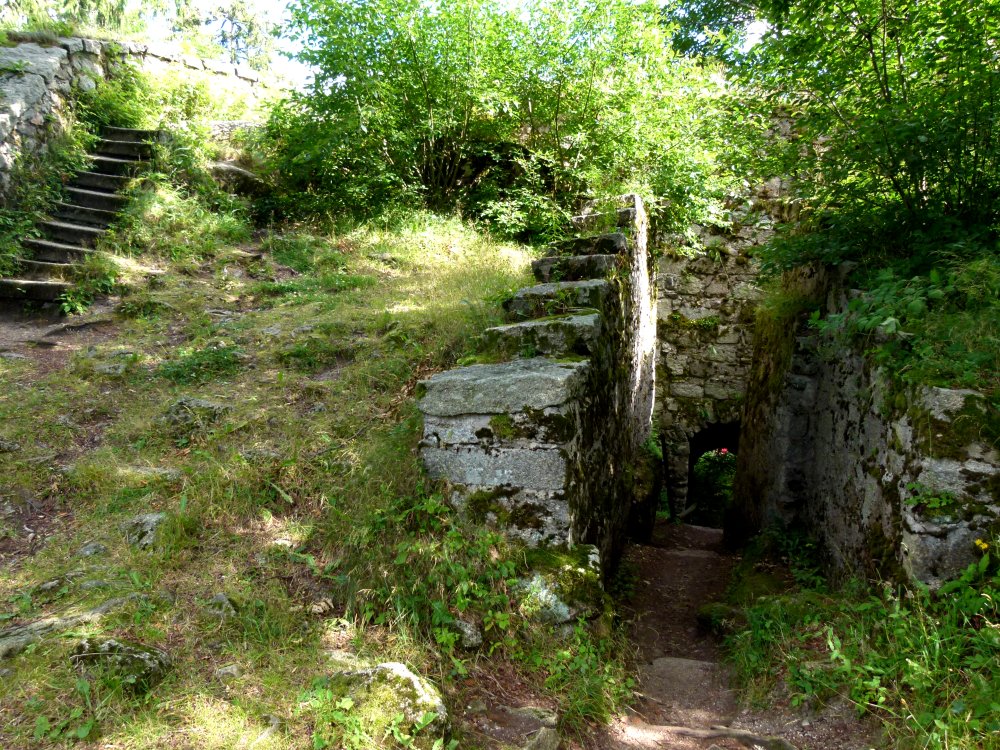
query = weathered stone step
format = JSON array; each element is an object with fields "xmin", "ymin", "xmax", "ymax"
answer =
[
  {"xmin": 0, "ymin": 278, "xmax": 70, "ymax": 301},
  {"xmin": 39, "ymin": 220, "xmax": 106, "ymax": 248},
  {"xmin": 570, "ymin": 206, "xmax": 636, "ymax": 231},
  {"xmin": 101, "ymin": 126, "xmax": 160, "ymax": 143},
  {"xmin": 482, "ymin": 314, "xmax": 601, "ymax": 358},
  {"xmin": 14, "ymin": 258, "xmax": 78, "ymax": 280},
  {"xmin": 94, "ymin": 138, "xmax": 153, "ymax": 160},
  {"xmin": 532, "ymin": 254, "xmax": 617, "ymax": 283},
  {"xmin": 53, "ymin": 202, "xmax": 118, "ymax": 228},
  {"xmin": 549, "ymin": 232, "xmax": 628, "ymax": 257},
  {"xmin": 503, "ymin": 279, "xmax": 610, "ymax": 320},
  {"xmin": 22, "ymin": 238, "xmax": 96, "ymax": 263},
  {"xmin": 65, "ymin": 187, "xmax": 127, "ymax": 212},
  {"xmin": 70, "ymin": 171, "xmax": 129, "ymax": 192},
  {"xmin": 90, "ymin": 154, "xmax": 143, "ymax": 176}
]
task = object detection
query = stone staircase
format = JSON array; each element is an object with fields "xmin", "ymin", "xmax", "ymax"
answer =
[
  {"xmin": 0, "ymin": 127, "xmax": 157, "ymax": 303},
  {"xmin": 418, "ymin": 196, "xmax": 657, "ymax": 570}
]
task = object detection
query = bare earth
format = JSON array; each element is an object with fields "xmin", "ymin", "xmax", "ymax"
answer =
[{"xmin": 588, "ymin": 523, "xmax": 882, "ymax": 750}]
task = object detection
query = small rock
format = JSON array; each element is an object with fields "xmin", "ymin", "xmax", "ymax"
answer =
[
  {"xmin": 206, "ymin": 593, "xmax": 237, "ymax": 619},
  {"xmin": 121, "ymin": 512, "xmax": 167, "ymax": 549},
  {"xmin": 327, "ymin": 662, "xmax": 448, "ymax": 735},
  {"xmin": 508, "ymin": 706, "xmax": 558, "ymax": 729},
  {"xmin": 254, "ymin": 714, "xmax": 283, "ymax": 744},
  {"xmin": 0, "ymin": 439, "xmax": 20, "ymax": 453},
  {"xmin": 0, "ymin": 668, "xmax": 11, "ymax": 678},
  {"xmin": 525, "ymin": 726, "xmax": 560, "ymax": 750},
  {"xmin": 214, "ymin": 663, "xmax": 242, "ymax": 682},
  {"xmin": 94, "ymin": 362, "xmax": 127, "ymax": 376},
  {"xmin": 77, "ymin": 541, "xmax": 108, "ymax": 557},
  {"xmin": 292, "ymin": 325, "xmax": 314, "ymax": 334},
  {"xmin": 454, "ymin": 618, "xmax": 483, "ymax": 650},
  {"xmin": 79, "ymin": 580, "xmax": 112, "ymax": 591},
  {"xmin": 71, "ymin": 638, "xmax": 171, "ymax": 692},
  {"xmin": 0, "ymin": 352, "xmax": 28, "ymax": 361},
  {"xmin": 162, "ymin": 397, "xmax": 229, "ymax": 429},
  {"xmin": 261, "ymin": 326, "xmax": 282, "ymax": 336},
  {"xmin": 466, "ymin": 698, "xmax": 488, "ymax": 714},
  {"xmin": 514, "ymin": 573, "xmax": 574, "ymax": 625}
]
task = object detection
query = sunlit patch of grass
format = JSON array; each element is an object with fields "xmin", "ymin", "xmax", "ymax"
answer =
[{"xmin": 0, "ymin": 210, "xmax": 536, "ymax": 749}]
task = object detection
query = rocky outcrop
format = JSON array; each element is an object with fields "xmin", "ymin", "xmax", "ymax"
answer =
[{"xmin": 418, "ymin": 195, "xmax": 656, "ymax": 571}]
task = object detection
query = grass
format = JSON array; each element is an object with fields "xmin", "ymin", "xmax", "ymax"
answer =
[
  {"xmin": 0, "ymin": 207, "xmax": 638, "ymax": 748},
  {"xmin": 721, "ymin": 532, "xmax": 1000, "ymax": 750}
]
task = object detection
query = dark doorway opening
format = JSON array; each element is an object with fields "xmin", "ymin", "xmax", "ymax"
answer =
[{"xmin": 684, "ymin": 421, "xmax": 740, "ymax": 528}]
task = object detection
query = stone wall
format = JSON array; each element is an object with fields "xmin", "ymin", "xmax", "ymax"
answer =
[
  {"xmin": 418, "ymin": 195, "xmax": 656, "ymax": 572},
  {"xmin": 653, "ymin": 220, "xmax": 769, "ymax": 514},
  {"xmin": 0, "ymin": 37, "xmax": 268, "ymax": 195},
  {"xmin": 734, "ymin": 268, "xmax": 1000, "ymax": 587}
]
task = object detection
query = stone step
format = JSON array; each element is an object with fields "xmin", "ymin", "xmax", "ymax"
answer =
[
  {"xmin": 38, "ymin": 220, "xmax": 106, "ymax": 248},
  {"xmin": 14, "ymin": 258, "xmax": 78, "ymax": 280},
  {"xmin": 70, "ymin": 171, "xmax": 129, "ymax": 192},
  {"xmin": 65, "ymin": 187, "xmax": 127, "ymax": 212},
  {"xmin": 549, "ymin": 232, "xmax": 628, "ymax": 257},
  {"xmin": 532, "ymin": 254, "xmax": 618, "ymax": 283},
  {"xmin": 90, "ymin": 154, "xmax": 144, "ymax": 176},
  {"xmin": 482, "ymin": 314, "xmax": 601, "ymax": 358},
  {"xmin": 94, "ymin": 138, "xmax": 153, "ymax": 160},
  {"xmin": 503, "ymin": 279, "xmax": 610, "ymax": 320},
  {"xmin": 420, "ymin": 357, "xmax": 590, "ymax": 418},
  {"xmin": 101, "ymin": 126, "xmax": 160, "ymax": 143},
  {"xmin": 53, "ymin": 202, "xmax": 118, "ymax": 228},
  {"xmin": 22, "ymin": 238, "xmax": 97, "ymax": 263},
  {"xmin": 0, "ymin": 278, "xmax": 70, "ymax": 302},
  {"xmin": 570, "ymin": 206, "xmax": 636, "ymax": 232}
]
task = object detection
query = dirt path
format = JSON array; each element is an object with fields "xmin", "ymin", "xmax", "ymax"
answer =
[{"xmin": 590, "ymin": 522, "xmax": 881, "ymax": 750}]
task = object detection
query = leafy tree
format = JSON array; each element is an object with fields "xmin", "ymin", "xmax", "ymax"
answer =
[
  {"xmin": 745, "ymin": 0, "xmax": 1000, "ymax": 241},
  {"xmin": 265, "ymin": 0, "xmax": 753, "ymax": 233}
]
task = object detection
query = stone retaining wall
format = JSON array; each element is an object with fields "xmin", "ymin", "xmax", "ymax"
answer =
[
  {"xmin": 0, "ymin": 37, "xmax": 268, "ymax": 195},
  {"xmin": 734, "ymin": 267, "xmax": 1000, "ymax": 586}
]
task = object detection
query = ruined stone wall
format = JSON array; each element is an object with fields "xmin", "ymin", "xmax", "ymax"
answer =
[
  {"xmin": 418, "ymin": 195, "xmax": 656, "ymax": 572},
  {"xmin": 0, "ymin": 37, "xmax": 267, "ymax": 196},
  {"xmin": 735, "ymin": 269, "xmax": 1000, "ymax": 587},
  {"xmin": 653, "ymin": 221, "xmax": 769, "ymax": 512}
]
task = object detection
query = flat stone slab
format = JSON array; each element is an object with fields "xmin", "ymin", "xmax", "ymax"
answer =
[
  {"xmin": 419, "ymin": 357, "xmax": 589, "ymax": 417},
  {"xmin": 532, "ymin": 254, "xmax": 618, "ymax": 283},
  {"xmin": 424, "ymin": 446, "xmax": 567, "ymax": 490},
  {"xmin": 483, "ymin": 313, "xmax": 601, "ymax": 357},
  {"xmin": 549, "ymin": 232, "xmax": 628, "ymax": 256},
  {"xmin": 504, "ymin": 279, "xmax": 610, "ymax": 320}
]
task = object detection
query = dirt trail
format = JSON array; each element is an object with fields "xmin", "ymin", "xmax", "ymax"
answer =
[{"xmin": 591, "ymin": 522, "xmax": 880, "ymax": 750}]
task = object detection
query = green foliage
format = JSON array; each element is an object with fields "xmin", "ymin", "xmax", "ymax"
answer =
[
  {"xmin": 746, "ymin": 0, "xmax": 1000, "ymax": 230},
  {"xmin": 688, "ymin": 449, "xmax": 736, "ymax": 527},
  {"xmin": 808, "ymin": 247, "xmax": 1000, "ymax": 398},
  {"xmin": 539, "ymin": 622, "xmax": 635, "ymax": 734},
  {"xmin": 0, "ymin": 128, "xmax": 94, "ymax": 275},
  {"xmin": 157, "ymin": 342, "xmax": 244, "ymax": 384},
  {"xmin": 59, "ymin": 253, "xmax": 119, "ymax": 314},
  {"xmin": 259, "ymin": 0, "xmax": 756, "ymax": 235},
  {"xmin": 728, "ymin": 539, "xmax": 1000, "ymax": 750}
]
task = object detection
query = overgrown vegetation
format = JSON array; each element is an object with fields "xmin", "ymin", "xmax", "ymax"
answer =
[
  {"xmin": 725, "ymin": 533, "xmax": 1000, "ymax": 750},
  {"xmin": 255, "ymin": 0, "xmax": 759, "ymax": 236}
]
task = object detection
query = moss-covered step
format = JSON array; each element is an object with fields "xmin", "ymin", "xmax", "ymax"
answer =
[
  {"xmin": 548, "ymin": 232, "xmax": 628, "ymax": 257},
  {"xmin": 532, "ymin": 253, "xmax": 618, "ymax": 283},
  {"xmin": 503, "ymin": 279, "xmax": 611, "ymax": 320},
  {"xmin": 482, "ymin": 313, "xmax": 601, "ymax": 358}
]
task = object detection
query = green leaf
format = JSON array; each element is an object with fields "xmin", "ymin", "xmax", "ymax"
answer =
[{"xmin": 33, "ymin": 716, "xmax": 50, "ymax": 741}]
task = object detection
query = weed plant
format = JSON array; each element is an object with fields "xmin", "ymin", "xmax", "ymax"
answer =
[{"xmin": 726, "ymin": 536, "xmax": 1000, "ymax": 750}]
